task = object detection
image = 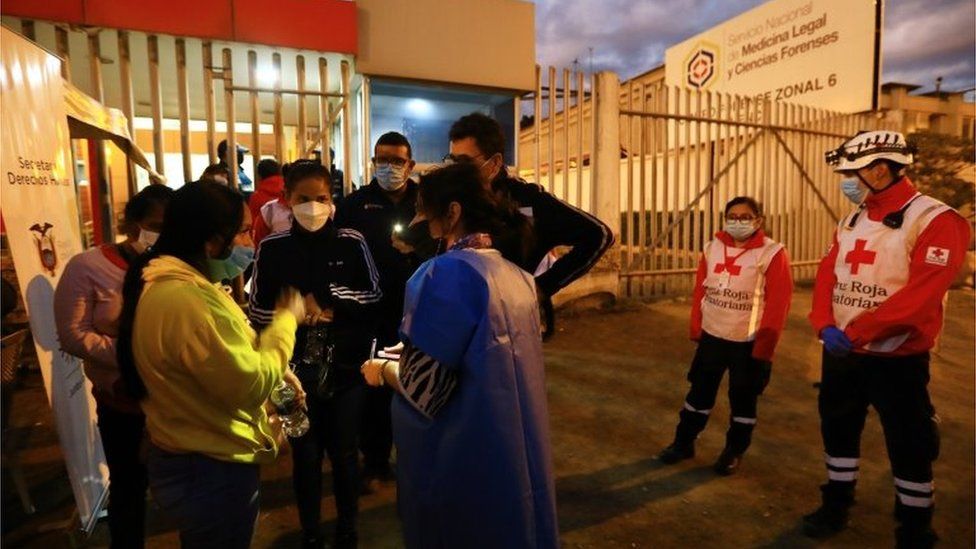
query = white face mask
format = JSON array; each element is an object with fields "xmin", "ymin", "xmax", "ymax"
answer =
[
  {"xmin": 725, "ymin": 220, "xmax": 758, "ymax": 241},
  {"xmin": 131, "ymin": 229, "xmax": 159, "ymax": 254},
  {"xmin": 840, "ymin": 177, "xmax": 868, "ymax": 204},
  {"xmin": 292, "ymin": 201, "xmax": 334, "ymax": 232},
  {"xmin": 375, "ymin": 163, "xmax": 408, "ymax": 191}
]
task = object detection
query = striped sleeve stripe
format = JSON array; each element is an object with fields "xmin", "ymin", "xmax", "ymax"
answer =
[
  {"xmin": 332, "ymin": 228, "xmax": 382, "ymax": 303},
  {"xmin": 337, "ymin": 228, "xmax": 381, "ymax": 290},
  {"xmin": 329, "ymin": 284, "xmax": 382, "ymax": 303},
  {"xmin": 248, "ymin": 231, "xmax": 292, "ymax": 324}
]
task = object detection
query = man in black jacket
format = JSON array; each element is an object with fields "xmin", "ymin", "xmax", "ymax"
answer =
[
  {"xmin": 335, "ymin": 132, "xmax": 419, "ymax": 489},
  {"xmin": 447, "ymin": 112, "xmax": 614, "ymax": 300}
]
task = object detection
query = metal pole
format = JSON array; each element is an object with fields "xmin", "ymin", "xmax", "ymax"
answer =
[
  {"xmin": 576, "ymin": 70, "xmax": 585, "ymax": 209},
  {"xmin": 20, "ymin": 20, "xmax": 35, "ymax": 40},
  {"xmin": 547, "ymin": 66, "xmax": 556, "ymax": 194},
  {"xmin": 148, "ymin": 35, "xmax": 165, "ymax": 176},
  {"xmin": 88, "ymin": 32, "xmax": 104, "ymax": 102},
  {"xmin": 55, "ymin": 26, "xmax": 71, "ymax": 81},
  {"xmin": 562, "ymin": 68, "xmax": 571, "ymax": 202},
  {"xmin": 222, "ymin": 48, "xmax": 239, "ymax": 189},
  {"xmin": 117, "ymin": 31, "xmax": 137, "ymax": 194},
  {"xmin": 176, "ymin": 39, "xmax": 192, "ymax": 183},
  {"xmin": 272, "ymin": 53, "xmax": 284, "ymax": 161},
  {"xmin": 534, "ymin": 65, "xmax": 541, "ymax": 185},
  {"xmin": 362, "ymin": 76, "xmax": 372, "ymax": 182},
  {"xmin": 340, "ymin": 60, "xmax": 352, "ymax": 195},
  {"xmin": 203, "ymin": 42, "xmax": 217, "ymax": 164},
  {"xmin": 297, "ymin": 55, "xmax": 308, "ymax": 160},
  {"xmin": 318, "ymin": 58, "xmax": 331, "ymax": 168},
  {"xmin": 248, "ymin": 51, "xmax": 261, "ymax": 173}
]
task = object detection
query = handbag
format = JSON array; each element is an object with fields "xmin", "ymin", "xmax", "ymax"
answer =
[{"xmin": 299, "ymin": 324, "xmax": 337, "ymax": 400}]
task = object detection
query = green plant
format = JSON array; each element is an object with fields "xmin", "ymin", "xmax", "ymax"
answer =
[{"xmin": 906, "ymin": 131, "xmax": 975, "ymax": 212}]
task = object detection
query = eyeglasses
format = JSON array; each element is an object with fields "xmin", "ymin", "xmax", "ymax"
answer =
[
  {"xmin": 372, "ymin": 156, "xmax": 410, "ymax": 168},
  {"xmin": 725, "ymin": 214, "xmax": 757, "ymax": 222},
  {"xmin": 442, "ymin": 153, "xmax": 485, "ymax": 165}
]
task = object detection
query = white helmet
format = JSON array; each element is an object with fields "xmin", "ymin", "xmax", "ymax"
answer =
[{"xmin": 825, "ymin": 130, "xmax": 915, "ymax": 172}]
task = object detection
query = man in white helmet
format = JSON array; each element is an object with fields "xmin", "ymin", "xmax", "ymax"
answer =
[{"xmin": 803, "ymin": 130, "xmax": 970, "ymax": 546}]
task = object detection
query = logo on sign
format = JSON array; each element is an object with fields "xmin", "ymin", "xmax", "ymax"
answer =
[
  {"xmin": 684, "ymin": 41, "xmax": 719, "ymax": 89},
  {"xmin": 29, "ymin": 222, "xmax": 58, "ymax": 276},
  {"xmin": 924, "ymin": 246, "xmax": 949, "ymax": 266}
]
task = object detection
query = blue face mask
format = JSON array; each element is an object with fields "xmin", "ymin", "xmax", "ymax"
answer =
[
  {"xmin": 207, "ymin": 245, "xmax": 255, "ymax": 282},
  {"xmin": 840, "ymin": 177, "xmax": 868, "ymax": 205}
]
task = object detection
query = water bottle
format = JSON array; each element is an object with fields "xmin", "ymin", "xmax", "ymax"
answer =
[{"xmin": 270, "ymin": 379, "xmax": 309, "ymax": 438}]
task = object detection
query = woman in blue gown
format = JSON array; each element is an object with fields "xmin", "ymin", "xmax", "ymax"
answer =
[{"xmin": 361, "ymin": 163, "xmax": 558, "ymax": 548}]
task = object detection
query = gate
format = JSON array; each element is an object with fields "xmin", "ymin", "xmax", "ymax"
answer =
[
  {"xmin": 617, "ymin": 83, "xmax": 896, "ymax": 297},
  {"xmin": 516, "ymin": 68, "xmax": 901, "ymax": 301}
]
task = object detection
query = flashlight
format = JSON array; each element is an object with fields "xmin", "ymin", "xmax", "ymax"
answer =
[{"xmin": 393, "ymin": 223, "xmax": 403, "ymax": 234}]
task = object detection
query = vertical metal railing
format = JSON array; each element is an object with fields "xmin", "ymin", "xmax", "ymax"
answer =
[
  {"xmin": 147, "ymin": 35, "xmax": 164, "ymax": 176},
  {"xmin": 517, "ymin": 64, "xmax": 595, "ymax": 213},
  {"xmin": 176, "ymin": 39, "xmax": 192, "ymax": 183},
  {"xmin": 12, "ymin": 19, "xmax": 354, "ymax": 187},
  {"xmin": 614, "ymin": 85, "xmax": 896, "ymax": 296}
]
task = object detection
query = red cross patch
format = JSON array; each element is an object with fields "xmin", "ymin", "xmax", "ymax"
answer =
[
  {"xmin": 844, "ymin": 239, "xmax": 876, "ymax": 275},
  {"xmin": 924, "ymin": 246, "xmax": 949, "ymax": 266}
]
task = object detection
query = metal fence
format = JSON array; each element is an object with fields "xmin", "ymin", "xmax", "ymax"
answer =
[
  {"xmin": 516, "ymin": 65, "xmax": 596, "ymax": 213},
  {"xmin": 6, "ymin": 17, "xmax": 353, "ymax": 193},
  {"xmin": 517, "ymin": 66, "xmax": 897, "ymax": 299},
  {"xmin": 618, "ymin": 84, "xmax": 896, "ymax": 297}
]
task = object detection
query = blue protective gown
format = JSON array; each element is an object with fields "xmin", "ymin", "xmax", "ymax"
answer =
[{"xmin": 394, "ymin": 248, "xmax": 559, "ymax": 549}]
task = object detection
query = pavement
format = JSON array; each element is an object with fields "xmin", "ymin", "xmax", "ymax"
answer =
[{"xmin": 2, "ymin": 287, "xmax": 973, "ymax": 548}]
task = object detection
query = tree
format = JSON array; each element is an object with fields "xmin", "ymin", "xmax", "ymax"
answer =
[{"xmin": 906, "ymin": 131, "xmax": 975, "ymax": 214}]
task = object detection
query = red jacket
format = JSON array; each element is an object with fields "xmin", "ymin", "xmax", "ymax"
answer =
[
  {"xmin": 248, "ymin": 175, "xmax": 284, "ymax": 222},
  {"xmin": 690, "ymin": 229, "xmax": 793, "ymax": 361},
  {"xmin": 809, "ymin": 178, "xmax": 970, "ymax": 356}
]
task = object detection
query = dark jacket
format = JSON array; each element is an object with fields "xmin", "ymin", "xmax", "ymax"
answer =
[
  {"xmin": 492, "ymin": 170, "xmax": 614, "ymax": 297},
  {"xmin": 249, "ymin": 221, "xmax": 382, "ymax": 385},
  {"xmin": 334, "ymin": 179, "xmax": 421, "ymax": 345}
]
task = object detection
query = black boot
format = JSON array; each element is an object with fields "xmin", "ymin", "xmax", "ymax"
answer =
[
  {"xmin": 895, "ymin": 502, "xmax": 936, "ymax": 549},
  {"xmin": 895, "ymin": 525, "xmax": 937, "ymax": 549},
  {"xmin": 658, "ymin": 441, "xmax": 695, "ymax": 464},
  {"xmin": 660, "ymin": 408, "xmax": 708, "ymax": 464},
  {"xmin": 803, "ymin": 482, "xmax": 854, "ymax": 538},
  {"xmin": 713, "ymin": 448, "xmax": 741, "ymax": 476},
  {"xmin": 725, "ymin": 421, "xmax": 755, "ymax": 456}
]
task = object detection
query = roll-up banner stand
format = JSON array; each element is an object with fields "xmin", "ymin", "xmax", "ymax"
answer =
[{"xmin": 0, "ymin": 27, "xmax": 109, "ymax": 533}]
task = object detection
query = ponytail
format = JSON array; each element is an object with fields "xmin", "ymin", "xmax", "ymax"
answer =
[
  {"xmin": 418, "ymin": 163, "xmax": 535, "ymax": 267},
  {"xmin": 116, "ymin": 251, "xmax": 156, "ymax": 400}
]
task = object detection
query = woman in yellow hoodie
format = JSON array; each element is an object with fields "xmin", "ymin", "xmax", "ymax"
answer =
[{"xmin": 116, "ymin": 181, "xmax": 305, "ymax": 548}]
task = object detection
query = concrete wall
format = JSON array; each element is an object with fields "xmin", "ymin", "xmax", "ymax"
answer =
[{"xmin": 356, "ymin": 0, "xmax": 536, "ymax": 92}]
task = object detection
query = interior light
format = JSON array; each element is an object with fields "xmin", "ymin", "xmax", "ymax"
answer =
[
  {"xmin": 256, "ymin": 66, "xmax": 279, "ymax": 87},
  {"xmin": 405, "ymin": 98, "xmax": 433, "ymax": 118}
]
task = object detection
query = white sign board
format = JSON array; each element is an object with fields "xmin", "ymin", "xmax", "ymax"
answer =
[
  {"xmin": 0, "ymin": 27, "xmax": 108, "ymax": 531},
  {"xmin": 665, "ymin": 0, "xmax": 880, "ymax": 112}
]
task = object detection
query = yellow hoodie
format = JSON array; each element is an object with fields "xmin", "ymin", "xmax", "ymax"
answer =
[{"xmin": 132, "ymin": 255, "xmax": 296, "ymax": 463}]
